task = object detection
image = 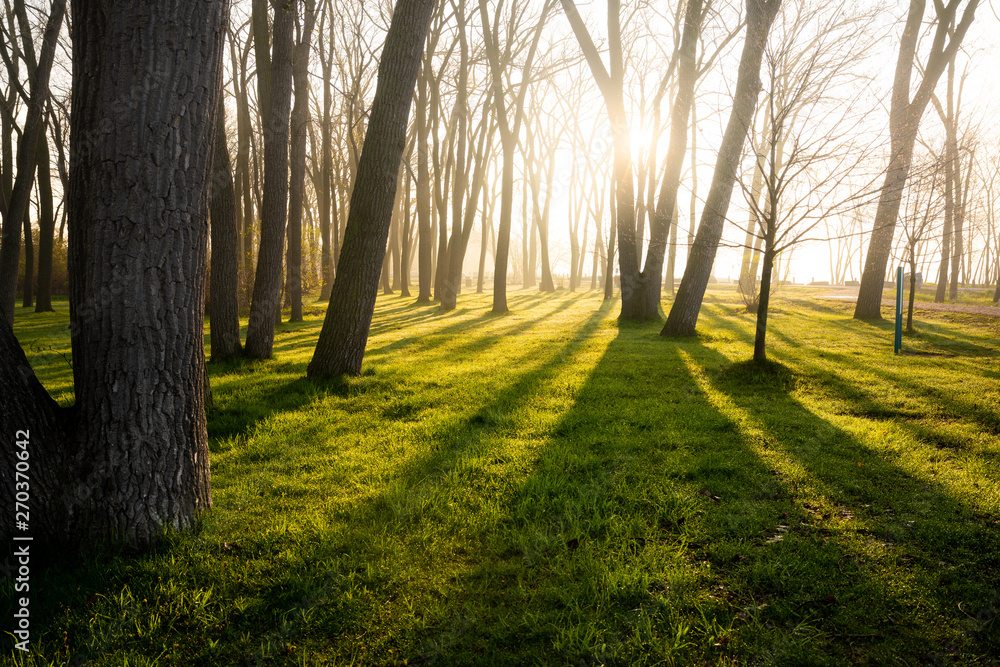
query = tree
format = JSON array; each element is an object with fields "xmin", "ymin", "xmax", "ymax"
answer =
[
  {"xmin": 308, "ymin": 0, "xmax": 436, "ymax": 378},
  {"xmin": 0, "ymin": 0, "xmax": 227, "ymax": 549},
  {"xmin": 210, "ymin": 76, "xmax": 243, "ymax": 361},
  {"xmin": 737, "ymin": 27, "xmax": 875, "ymax": 362},
  {"xmin": 285, "ymin": 0, "xmax": 318, "ymax": 322},
  {"xmin": 560, "ymin": 0, "xmax": 642, "ymax": 318},
  {"xmin": 245, "ymin": 0, "xmax": 295, "ymax": 357},
  {"xmin": 853, "ymin": 0, "xmax": 979, "ymax": 320},
  {"xmin": 0, "ymin": 0, "xmax": 66, "ymax": 326},
  {"xmin": 638, "ymin": 0, "xmax": 704, "ymax": 319},
  {"xmin": 662, "ymin": 0, "xmax": 782, "ymax": 336},
  {"xmin": 898, "ymin": 156, "xmax": 944, "ymax": 331},
  {"xmin": 480, "ymin": 0, "xmax": 552, "ymax": 314}
]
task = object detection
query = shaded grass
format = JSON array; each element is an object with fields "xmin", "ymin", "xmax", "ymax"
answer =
[{"xmin": 5, "ymin": 288, "xmax": 1000, "ymax": 665}]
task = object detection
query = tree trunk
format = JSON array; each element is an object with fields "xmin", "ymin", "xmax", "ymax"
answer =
[
  {"xmin": 0, "ymin": 0, "xmax": 65, "ymax": 326},
  {"xmin": 854, "ymin": 0, "xmax": 979, "ymax": 319},
  {"xmin": 753, "ymin": 245, "xmax": 776, "ymax": 362},
  {"xmin": 308, "ymin": 0, "xmax": 435, "ymax": 377},
  {"xmin": 663, "ymin": 0, "xmax": 781, "ymax": 336},
  {"xmin": 638, "ymin": 0, "xmax": 701, "ymax": 319},
  {"xmin": 415, "ymin": 67, "xmax": 433, "ymax": 303},
  {"xmin": 401, "ymin": 171, "xmax": 413, "ymax": 296},
  {"xmin": 0, "ymin": 0, "xmax": 226, "ymax": 550},
  {"xmin": 949, "ymin": 142, "xmax": 965, "ymax": 301},
  {"xmin": 907, "ymin": 248, "xmax": 918, "ymax": 331},
  {"xmin": 482, "ymin": 0, "xmax": 550, "ymax": 313},
  {"xmin": 245, "ymin": 0, "xmax": 295, "ymax": 357},
  {"xmin": 210, "ymin": 84, "xmax": 243, "ymax": 361},
  {"xmin": 22, "ymin": 202, "xmax": 34, "ymax": 308},
  {"xmin": 34, "ymin": 131, "xmax": 55, "ymax": 312},
  {"xmin": 285, "ymin": 0, "xmax": 317, "ymax": 323},
  {"xmin": 537, "ymin": 146, "xmax": 557, "ymax": 292}
]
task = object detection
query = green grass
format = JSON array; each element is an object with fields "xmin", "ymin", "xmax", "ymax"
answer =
[
  {"xmin": 893, "ymin": 283, "xmax": 998, "ymax": 308},
  {"xmin": 5, "ymin": 288, "xmax": 1000, "ymax": 665}
]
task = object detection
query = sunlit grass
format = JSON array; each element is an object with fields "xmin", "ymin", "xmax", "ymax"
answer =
[{"xmin": 6, "ymin": 287, "xmax": 1000, "ymax": 665}]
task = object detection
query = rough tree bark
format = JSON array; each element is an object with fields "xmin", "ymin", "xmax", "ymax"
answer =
[
  {"xmin": 0, "ymin": 0, "xmax": 226, "ymax": 550},
  {"xmin": 308, "ymin": 0, "xmax": 435, "ymax": 378},
  {"xmin": 245, "ymin": 0, "xmax": 295, "ymax": 357},
  {"xmin": 662, "ymin": 0, "xmax": 781, "ymax": 336}
]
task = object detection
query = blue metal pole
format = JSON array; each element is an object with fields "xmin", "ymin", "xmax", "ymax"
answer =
[{"xmin": 894, "ymin": 266, "xmax": 903, "ymax": 354}]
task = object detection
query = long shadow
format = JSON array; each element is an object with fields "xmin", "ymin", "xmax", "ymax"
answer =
[
  {"xmin": 405, "ymin": 303, "xmax": 1000, "ymax": 663},
  {"xmin": 26, "ymin": 294, "xmax": 999, "ymax": 665},
  {"xmin": 208, "ymin": 293, "xmax": 595, "ymax": 443},
  {"xmin": 365, "ymin": 291, "xmax": 592, "ymax": 360},
  {"xmin": 700, "ymin": 351, "xmax": 1000, "ymax": 662},
  {"xmin": 400, "ymin": 317, "xmax": 807, "ymax": 663}
]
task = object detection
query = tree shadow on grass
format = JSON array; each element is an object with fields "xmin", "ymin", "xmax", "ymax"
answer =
[
  {"xmin": 690, "ymin": 347, "xmax": 1000, "ymax": 664},
  {"xmin": 208, "ymin": 292, "xmax": 595, "ymax": 444}
]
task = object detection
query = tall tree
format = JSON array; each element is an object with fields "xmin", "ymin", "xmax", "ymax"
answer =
[
  {"xmin": 34, "ymin": 129, "xmax": 56, "ymax": 312},
  {"xmin": 853, "ymin": 0, "xmax": 979, "ymax": 319},
  {"xmin": 308, "ymin": 0, "xmax": 436, "ymax": 377},
  {"xmin": 245, "ymin": 0, "xmax": 295, "ymax": 357},
  {"xmin": 560, "ymin": 0, "xmax": 641, "ymax": 318},
  {"xmin": 637, "ymin": 0, "xmax": 703, "ymax": 318},
  {"xmin": 1, "ymin": 0, "xmax": 227, "ymax": 549},
  {"xmin": 286, "ymin": 0, "xmax": 317, "ymax": 322},
  {"xmin": 661, "ymin": 0, "xmax": 782, "ymax": 336},
  {"xmin": 210, "ymin": 79, "xmax": 243, "ymax": 361},
  {"xmin": 481, "ymin": 0, "xmax": 552, "ymax": 314}
]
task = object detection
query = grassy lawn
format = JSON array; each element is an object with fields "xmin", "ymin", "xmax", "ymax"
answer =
[{"xmin": 5, "ymin": 287, "xmax": 1000, "ymax": 665}]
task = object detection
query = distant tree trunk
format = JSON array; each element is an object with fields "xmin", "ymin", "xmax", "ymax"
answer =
[
  {"xmin": 210, "ymin": 86, "xmax": 243, "ymax": 361},
  {"xmin": 665, "ymin": 199, "xmax": 678, "ymax": 292},
  {"xmin": 604, "ymin": 177, "xmax": 617, "ymax": 299},
  {"xmin": 415, "ymin": 67, "xmax": 433, "ymax": 303},
  {"xmin": 753, "ymin": 244, "xmax": 776, "ymax": 362},
  {"xmin": 285, "ymin": 0, "xmax": 317, "ymax": 322},
  {"xmin": 481, "ymin": 0, "xmax": 550, "ymax": 313},
  {"xmin": 317, "ymin": 4, "xmax": 335, "ymax": 300},
  {"xmin": 34, "ymin": 131, "xmax": 55, "ymax": 312},
  {"xmin": 854, "ymin": 0, "xmax": 979, "ymax": 319},
  {"xmin": 230, "ymin": 25, "xmax": 255, "ymax": 299},
  {"xmin": 907, "ymin": 245, "xmax": 918, "ymax": 331},
  {"xmin": 22, "ymin": 202, "xmax": 34, "ymax": 308},
  {"xmin": 0, "ymin": 0, "xmax": 65, "ymax": 326},
  {"xmin": 638, "ymin": 0, "xmax": 702, "ymax": 319},
  {"xmin": 401, "ymin": 170, "xmax": 413, "ymax": 296},
  {"xmin": 442, "ymin": 110, "xmax": 495, "ymax": 309},
  {"xmin": 536, "ymin": 144, "xmax": 557, "ymax": 292},
  {"xmin": 308, "ymin": 0, "xmax": 435, "ymax": 377},
  {"xmin": 245, "ymin": 0, "xmax": 295, "ymax": 357},
  {"xmin": 477, "ymin": 181, "xmax": 492, "ymax": 293},
  {"xmin": 0, "ymin": 0, "xmax": 226, "ymax": 550},
  {"xmin": 662, "ymin": 0, "xmax": 781, "ymax": 336},
  {"xmin": 561, "ymin": 0, "xmax": 640, "ymax": 317},
  {"xmin": 949, "ymin": 141, "xmax": 966, "ymax": 301},
  {"xmin": 738, "ymin": 145, "xmax": 766, "ymax": 295},
  {"xmin": 432, "ymin": 95, "xmax": 454, "ymax": 302}
]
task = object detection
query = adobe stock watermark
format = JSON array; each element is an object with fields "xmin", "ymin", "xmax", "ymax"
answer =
[{"xmin": 11, "ymin": 428, "xmax": 33, "ymax": 653}]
